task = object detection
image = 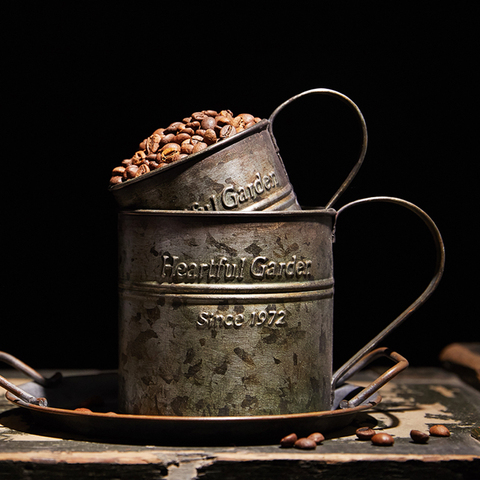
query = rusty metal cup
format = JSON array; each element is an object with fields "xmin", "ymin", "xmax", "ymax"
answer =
[
  {"xmin": 117, "ymin": 197, "xmax": 444, "ymax": 416},
  {"xmin": 109, "ymin": 89, "xmax": 368, "ymax": 211}
]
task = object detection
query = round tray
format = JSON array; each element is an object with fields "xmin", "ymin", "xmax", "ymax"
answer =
[{"xmin": 5, "ymin": 372, "xmax": 380, "ymax": 446}]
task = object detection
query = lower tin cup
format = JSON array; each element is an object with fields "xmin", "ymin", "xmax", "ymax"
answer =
[{"xmin": 117, "ymin": 197, "xmax": 444, "ymax": 416}]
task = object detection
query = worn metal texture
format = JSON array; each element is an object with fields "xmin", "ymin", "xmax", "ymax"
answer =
[
  {"xmin": 118, "ymin": 209, "xmax": 336, "ymax": 416},
  {"xmin": 110, "ymin": 120, "xmax": 301, "ymax": 212}
]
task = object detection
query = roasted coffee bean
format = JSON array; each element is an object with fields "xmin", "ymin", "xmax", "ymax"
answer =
[
  {"xmin": 109, "ymin": 108, "xmax": 261, "ymax": 184},
  {"xmin": 279, "ymin": 433, "xmax": 297, "ymax": 448},
  {"xmin": 112, "ymin": 166, "xmax": 125, "ymax": 176},
  {"xmin": 294, "ymin": 437, "xmax": 317, "ymax": 450},
  {"xmin": 355, "ymin": 427, "xmax": 376, "ymax": 441},
  {"xmin": 124, "ymin": 165, "xmax": 139, "ymax": 179},
  {"xmin": 135, "ymin": 164, "xmax": 150, "ymax": 177},
  {"xmin": 181, "ymin": 142, "xmax": 194, "ymax": 155},
  {"xmin": 164, "ymin": 121, "xmax": 184, "ymax": 133},
  {"xmin": 160, "ymin": 133, "xmax": 176, "ymax": 146},
  {"xmin": 203, "ymin": 128, "xmax": 217, "ymax": 145},
  {"xmin": 178, "ymin": 127, "xmax": 195, "ymax": 136},
  {"xmin": 192, "ymin": 142, "xmax": 208, "ymax": 153},
  {"xmin": 371, "ymin": 432, "xmax": 394, "ymax": 446},
  {"xmin": 307, "ymin": 432, "xmax": 324, "ymax": 444},
  {"xmin": 429, "ymin": 424, "xmax": 450, "ymax": 437},
  {"xmin": 186, "ymin": 120, "xmax": 201, "ymax": 129},
  {"xmin": 220, "ymin": 124, "xmax": 236, "ymax": 139},
  {"xmin": 201, "ymin": 116, "xmax": 216, "ymax": 130},
  {"xmin": 110, "ymin": 175, "xmax": 123, "ymax": 185},
  {"xmin": 410, "ymin": 429, "xmax": 429, "ymax": 443},
  {"xmin": 174, "ymin": 132, "xmax": 192, "ymax": 144},
  {"xmin": 191, "ymin": 111, "xmax": 206, "ymax": 121},
  {"xmin": 160, "ymin": 143, "xmax": 181, "ymax": 163},
  {"xmin": 145, "ymin": 133, "xmax": 162, "ymax": 154},
  {"xmin": 131, "ymin": 150, "xmax": 147, "ymax": 165}
]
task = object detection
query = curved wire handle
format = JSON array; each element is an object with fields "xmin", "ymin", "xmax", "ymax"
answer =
[
  {"xmin": 331, "ymin": 196, "xmax": 445, "ymax": 390},
  {"xmin": 268, "ymin": 88, "xmax": 368, "ymax": 208},
  {"xmin": 0, "ymin": 351, "xmax": 62, "ymax": 406}
]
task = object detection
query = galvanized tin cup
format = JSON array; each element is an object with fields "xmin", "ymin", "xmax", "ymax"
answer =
[
  {"xmin": 110, "ymin": 89, "xmax": 368, "ymax": 211},
  {"xmin": 117, "ymin": 198, "xmax": 444, "ymax": 416}
]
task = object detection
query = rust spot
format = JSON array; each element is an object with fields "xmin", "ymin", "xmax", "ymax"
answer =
[
  {"xmin": 245, "ymin": 243, "xmax": 262, "ymax": 256},
  {"xmin": 206, "ymin": 232, "xmax": 238, "ymax": 256},
  {"xmin": 214, "ymin": 360, "xmax": 228, "ymax": 375},
  {"xmin": 241, "ymin": 395, "xmax": 258, "ymax": 408},
  {"xmin": 171, "ymin": 396, "xmax": 189, "ymax": 415},
  {"xmin": 185, "ymin": 359, "xmax": 203, "ymax": 378},
  {"xmin": 218, "ymin": 405, "xmax": 230, "ymax": 415},
  {"xmin": 242, "ymin": 374, "xmax": 260, "ymax": 386},
  {"xmin": 127, "ymin": 330, "xmax": 158, "ymax": 360},
  {"xmin": 262, "ymin": 331, "xmax": 279, "ymax": 344},
  {"xmin": 141, "ymin": 376, "xmax": 155, "ymax": 386},
  {"xmin": 146, "ymin": 306, "xmax": 160, "ymax": 323},
  {"xmin": 234, "ymin": 347, "xmax": 255, "ymax": 366},
  {"xmin": 184, "ymin": 347, "xmax": 195, "ymax": 364}
]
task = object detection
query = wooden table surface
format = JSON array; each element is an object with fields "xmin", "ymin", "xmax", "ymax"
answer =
[{"xmin": 1, "ymin": 367, "xmax": 479, "ymax": 479}]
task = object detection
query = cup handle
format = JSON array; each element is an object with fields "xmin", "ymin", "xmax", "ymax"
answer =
[
  {"xmin": 337, "ymin": 347, "xmax": 409, "ymax": 409},
  {"xmin": 331, "ymin": 196, "xmax": 445, "ymax": 396},
  {"xmin": 268, "ymin": 88, "xmax": 368, "ymax": 208},
  {"xmin": 0, "ymin": 351, "xmax": 62, "ymax": 406}
]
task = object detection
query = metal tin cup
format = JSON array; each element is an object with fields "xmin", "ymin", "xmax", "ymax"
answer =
[
  {"xmin": 117, "ymin": 197, "xmax": 444, "ymax": 416},
  {"xmin": 110, "ymin": 89, "xmax": 368, "ymax": 211}
]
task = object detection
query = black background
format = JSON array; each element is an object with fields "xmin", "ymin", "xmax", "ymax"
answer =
[{"xmin": 2, "ymin": 4, "xmax": 478, "ymax": 372}]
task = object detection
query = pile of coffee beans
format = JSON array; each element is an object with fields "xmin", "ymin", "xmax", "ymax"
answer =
[{"xmin": 109, "ymin": 110, "xmax": 262, "ymax": 186}]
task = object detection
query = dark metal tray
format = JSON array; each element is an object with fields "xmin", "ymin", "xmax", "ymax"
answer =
[{"xmin": 5, "ymin": 372, "xmax": 380, "ymax": 446}]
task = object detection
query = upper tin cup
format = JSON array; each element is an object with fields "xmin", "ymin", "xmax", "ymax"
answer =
[{"xmin": 109, "ymin": 89, "xmax": 368, "ymax": 211}]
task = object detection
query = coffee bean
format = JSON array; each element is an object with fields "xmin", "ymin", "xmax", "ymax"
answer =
[
  {"xmin": 429, "ymin": 424, "xmax": 450, "ymax": 437},
  {"xmin": 109, "ymin": 108, "xmax": 261, "ymax": 184},
  {"xmin": 191, "ymin": 112, "xmax": 206, "ymax": 121},
  {"xmin": 371, "ymin": 432, "xmax": 394, "ymax": 446},
  {"xmin": 112, "ymin": 166, "xmax": 125, "ymax": 176},
  {"xmin": 131, "ymin": 150, "xmax": 147, "ymax": 165},
  {"xmin": 219, "ymin": 124, "xmax": 236, "ymax": 139},
  {"xmin": 204, "ymin": 109, "xmax": 218, "ymax": 117},
  {"xmin": 355, "ymin": 426, "xmax": 376, "ymax": 441},
  {"xmin": 307, "ymin": 432, "xmax": 324, "ymax": 444},
  {"xmin": 294, "ymin": 437, "xmax": 317, "ymax": 450},
  {"xmin": 279, "ymin": 433, "xmax": 297, "ymax": 448},
  {"xmin": 124, "ymin": 165, "xmax": 139, "ymax": 179},
  {"xmin": 203, "ymin": 128, "xmax": 217, "ymax": 145},
  {"xmin": 192, "ymin": 142, "xmax": 208, "ymax": 153},
  {"xmin": 135, "ymin": 164, "xmax": 150, "ymax": 177},
  {"xmin": 160, "ymin": 143, "xmax": 181, "ymax": 163},
  {"xmin": 410, "ymin": 429, "xmax": 429, "ymax": 443},
  {"xmin": 109, "ymin": 176, "xmax": 123, "ymax": 185}
]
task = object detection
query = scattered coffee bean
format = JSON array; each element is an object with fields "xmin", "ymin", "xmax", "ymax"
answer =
[
  {"xmin": 410, "ymin": 429, "xmax": 429, "ymax": 443},
  {"xmin": 294, "ymin": 437, "xmax": 317, "ymax": 450},
  {"xmin": 109, "ymin": 109, "xmax": 262, "ymax": 185},
  {"xmin": 280, "ymin": 433, "xmax": 298, "ymax": 448},
  {"xmin": 307, "ymin": 432, "xmax": 325, "ymax": 444},
  {"xmin": 355, "ymin": 426, "xmax": 376, "ymax": 441},
  {"xmin": 429, "ymin": 424, "xmax": 451, "ymax": 437},
  {"xmin": 371, "ymin": 432, "xmax": 394, "ymax": 446}
]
